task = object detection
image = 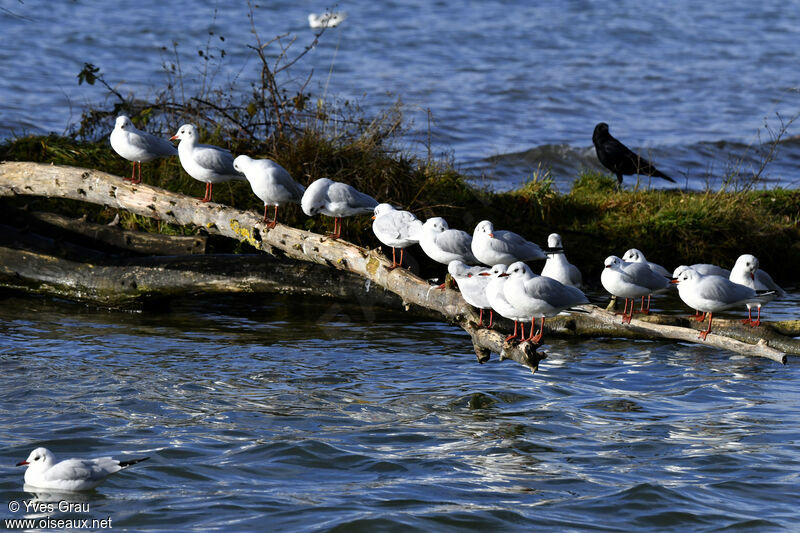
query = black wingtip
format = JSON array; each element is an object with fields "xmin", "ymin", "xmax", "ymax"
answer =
[{"xmin": 119, "ymin": 456, "xmax": 150, "ymax": 468}]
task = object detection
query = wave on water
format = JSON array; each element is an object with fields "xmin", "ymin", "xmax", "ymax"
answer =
[{"xmin": 466, "ymin": 137, "xmax": 800, "ymax": 193}]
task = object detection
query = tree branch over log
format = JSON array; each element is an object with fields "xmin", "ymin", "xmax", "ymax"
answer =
[{"xmin": 0, "ymin": 161, "xmax": 795, "ymax": 368}]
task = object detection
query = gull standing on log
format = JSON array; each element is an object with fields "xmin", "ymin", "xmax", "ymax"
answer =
[
  {"xmin": 371, "ymin": 203, "xmax": 423, "ymax": 270},
  {"xmin": 109, "ymin": 115, "xmax": 177, "ymax": 184},
  {"xmin": 170, "ymin": 124, "xmax": 244, "ymax": 203},
  {"xmin": 301, "ymin": 178, "xmax": 378, "ymax": 239},
  {"xmin": 673, "ymin": 269, "xmax": 774, "ymax": 340},
  {"xmin": 471, "ymin": 220, "xmax": 547, "ymax": 266},
  {"xmin": 448, "ymin": 260, "xmax": 492, "ymax": 326},
  {"xmin": 601, "ymin": 255, "xmax": 671, "ymax": 323},
  {"xmin": 233, "ymin": 155, "xmax": 305, "ymax": 228},
  {"xmin": 729, "ymin": 254, "xmax": 785, "ymax": 327},
  {"xmin": 502, "ymin": 261, "xmax": 589, "ymax": 344},
  {"xmin": 16, "ymin": 447, "xmax": 149, "ymax": 491},
  {"xmin": 419, "ymin": 217, "xmax": 478, "ymax": 266},
  {"xmin": 540, "ymin": 233, "xmax": 582, "ymax": 288},
  {"xmin": 485, "ymin": 264, "xmax": 530, "ymax": 341}
]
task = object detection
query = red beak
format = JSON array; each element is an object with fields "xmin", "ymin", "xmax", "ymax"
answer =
[
  {"xmin": 488, "ymin": 233, "xmax": 494, "ymax": 238},
  {"xmin": 169, "ymin": 134, "xmax": 179, "ymax": 141},
  {"xmin": 16, "ymin": 460, "xmax": 28, "ymax": 466},
  {"xmin": 670, "ymin": 279, "xmax": 680, "ymax": 284},
  {"xmin": 498, "ymin": 273, "xmax": 509, "ymax": 277},
  {"xmin": 478, "ymin": 272, "xmax": 490, "ymax": 276}
]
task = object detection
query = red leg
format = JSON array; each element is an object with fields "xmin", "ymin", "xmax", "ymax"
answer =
[
  {"xmin": 639, "ymin": 296, "xmax": 646, "ymax": 314},
  {"xmin": 505, "ymin": 320, "xmax": 518, "ymax": 342},
  {"xmin": 132, "ymin": 161, "xmax": 142, "ymax": 184},
  {"xmin": 478, "ymin": 308, "xmax": 484, "ymax": 327},
  {"xmin": 519, "ymin": 321, "xmax": 526, "ymax": 341},
  {"xmin": 263, "ymin": 204, "xmax": 269, "ymax": 222},
  {"xmin": 694, "ymin": 312, "xmax": 707, "ymax": 322},
  {"xmin": 698, "ymin": 312, "xmax": 713, "ymax": 340},
  {"xmin": 124, "ymin": 162, "xmax": 135, "ymax": 182},
  {"xmin": 530, "ymin": 317, "xmax": 545, "ymax": 344},
  {"xmin": 267, "ymin": 206, "xmax": 278, "ymax": 229},
  {"xmin": 751, "ymin": 305, "xmax": 762, "ymax": 327},
  {"xmin": 488, "ymin": 310, "xmax": 493, "ymax": 329},
  {"xmin": 200, "ymin": 182, "xmax": 212, "ymax": 202},
  {"xmin": 741, "ymin": 306, "xmax": 754, "ymax": 325},
  {"xmin": 526, "ymin": 317, "xmax": 537, "ymax": 341},
  {"xmin": 622, "ymin": 298, "xmax": 633, "ymax": 324}
]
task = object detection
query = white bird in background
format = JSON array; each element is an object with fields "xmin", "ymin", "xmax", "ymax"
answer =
[
  {"xmin": 622, "ymin": 248, "xmax": 671, "ymax": 278},
  {"xmin": 16, "ymin": 447, "xmax": 149, "ymax": 492},
  {"xmin": 729, "ymin": 254, "xmax": 786, "ymax": 327},
  {"xmin": 673, "ymin": 268, "xmax": 774, "ymax": 340},
  {"xmin": 448, "ymin": 260, "xmax": 492, "ymax": 326},
  {"xmin": 233, "ymin": 155, "xmax": 305, "ymax": 228},
  {"xmin": 301, "ymin": 178, "xmax": 378, "ymax": 239},
  {"xmin": 371, "ymin": 203, "xmax": 423, "ymax": 270},
  {"xmin": 672, "ymin": 263, "xmax": 731, "ymax": 279},
  {"xmin": 471, "ymin": 220, "xmax": 547, "ymax": 266},
  {"xmin": 419, "ymin": 217, "xmax": 478, "ymax": 267},
  {"xmin": 308, "ymin": 11, "xmax": 347, "ymax": 28},
  {"xmin": 485, "ymin": 264, "xmax": 530, "ymax": 341},
  {"xmin": 601, "ymin": 255, "xmax": 671, "ymax": 323},
  {"xmin": 109, "ymin": 115, "xmax": 177, "ymax": 184},
  {"xmin": 540, "ymin": 233, "xmax": 582, "ymax": 288},
  {"xmin": 502, "ymin": 261, "xmax": 589, "ymax": 344},
  {"xmin": 170, "ymin": 124, "xmax": 244, "ymax": 203}
]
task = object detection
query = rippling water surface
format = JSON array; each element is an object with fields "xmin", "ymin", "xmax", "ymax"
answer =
[
  {"xmin": 2, "ymin": 0, "xmax": 800, "ymax": 190},
  {"xmin": 1, "ymin": 294, "xmax": 799, "ymax": 531}
]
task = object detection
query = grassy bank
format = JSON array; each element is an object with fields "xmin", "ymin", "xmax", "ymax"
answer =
[{"xmin": 2, "ymin": 131, "xmax": 798, "ymax": 286}]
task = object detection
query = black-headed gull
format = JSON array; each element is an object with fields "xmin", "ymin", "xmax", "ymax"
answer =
[
  {"xmin": 471, "ymin": 220, "xmax": 547, "ymax": 266},
  {"xmin": 540, "ymin": 233, "xmax": 582, "ymax": 288},
  {"xmin": 502, "ymin": 261, "xmax": 589, "ymax": 344},
  {"xmin": 622, "ymin": 248, "xmax": 671, "ymax": 278},
  {"xmin": 419, "ymin": 217, "xmax": 478, "ymax": 267},
  {"xmin": 672, "ymin": 269, "xmax": 774, "ymax": 340},
  {"xmin": 301, "ymin": 178, "xmax": 378, "ymax": 239},
  {"xmin": 485, "ymin": 264, "xmax": 530, "ymax": 341},
  {"xmin": 729, "ymin": 254, "xmax": 785, "ymax": 327},
  {"xmin": 672, "ymin": 263, "xmax": 731, "ymax": 279},
  {"xmin": 16, "ymin": 447, "xmax": 149, "ymax": 492},
  {"xmin": 109, "ymin": 115, "xmax": 177, "ymax": 184},
  {"xmin": 170, "ymin": 124, "xmax": 244, "ymax": 203},
  {"xmin": 601, "ymin": 255, "xmax": 671, "ymax": 323},
  {"xmin": 233, "ymin": 155, "xmax": 305, "ymax": 228},
  {"xmin": 371, "ymin": 203, "xmax": 422, "ymax": 270},
  {"xmin": 448, "ymin": 260, "xmax": 492, "ymax": 326},
  {"xmin": 308, "ymin": 11, "xmax": 347, "ymax": 28}
]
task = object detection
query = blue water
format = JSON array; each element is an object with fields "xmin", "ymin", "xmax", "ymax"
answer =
[
  {"xmin": 1, "ymin": 294, "xmax": 799, "ymax": 531},
  {"xmin": 2, "ymin": 0, "xmax": 800, "ymax": 190}
]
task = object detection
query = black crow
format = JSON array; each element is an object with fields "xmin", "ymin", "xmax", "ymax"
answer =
[{"xmin": 592, "ymin": 122, "xmax": 675, "ymax": 187}]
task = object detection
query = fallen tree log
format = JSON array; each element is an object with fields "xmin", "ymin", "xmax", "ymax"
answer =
[{"xmin": 0, "ymin": 161, "xmax": 795, "ymax": 369}]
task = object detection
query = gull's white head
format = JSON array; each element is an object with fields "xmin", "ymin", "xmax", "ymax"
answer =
[
  {"xmin": 373, "ymin": 203, "xmax": 396, "ymax": 218},
  {"xmin": 489, "ymin": 264, "xmax": 508, "ymax": 278},
  {"xmin": 674, "ymin": 268, "xmax": 700, "ymax": 284},
  {"xmin": 423, "ymin": 217, "xmax": 449, "ymax": 233},
  {"xmin": 447, "ymin": 260, "xmax": 471, "ymax": 277},
  {"xmin": 604, "ymin": 255, "xmax": 624, "ymax": 270},
  {"xmin": 232, "ymin": 155, "xmax": 253, "ymax": 174},
  {"xmin": 170, "ymin": 124, "xmax": 197, "ymax": 142},
  {"xmin": 17, "ymin": 447, "xmax": 56, "ymax": 471},
  {"xmin": 547, "ymin": 233, "xmax": 563, "ymax": 249},
  {"xmin": 473, "ymin": 220, "xmax": 494, "ymax": 238},
  {"xmin": 622, "ymin": 248, "xmax": 645, "ymax": 262},
  {"xmin": 505, "ymin": 260, "xmax": 533, "ymax": 279},
  {"xmin": 114, "ymin": 115, "xmax": 133, "ymax": 131},
  {"xmin": 733, "ymin": 254, "xmax": 759, "ymax": 278}
]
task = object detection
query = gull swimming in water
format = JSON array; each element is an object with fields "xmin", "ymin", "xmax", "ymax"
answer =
[
  {"xmin": 729, "ymin": 254, "xmax": 785, "ymax": 326},
  {"xmin": 540, "ymin": 233, "xmax": 582, "ymax": 288},
  {"xmin": 301, "ymin": 178, "xmax": 378, "ymax": 239},
  {"xmin": 371, "ymin": 203, "xmax": 423, "ymax": 270},
  {"xmin": 233, "ymin": 155, "xmax": 305, "ymax": 228},
  {"xmin": 673, "ymin": 268, "xmax": 774, "ymax": 340},
  {"xmin": 109, "ymin": 115, "xmax": 177, "ymax": 184},
  {"xmin": 471, "ymin": 220, "xmax": 547, "ymax": 266},
  {"xmin": 502, "ymin": 261, "xmax": 589, "ymax": 344},
  {"xmin": 16, "ymin": 447, "xmax": 149, "ymax": 492},
  {"xmin": 170, "ymin": 124, "xmax": 244, "ymax": 203}
]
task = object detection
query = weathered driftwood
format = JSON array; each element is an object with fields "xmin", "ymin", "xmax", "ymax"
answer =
[
  {"xmin": 28, "ymin": 211, "xmax": 207, "ymax": 255},
  {"xmin": 0, "ymin": 161, "xmax": 794, "ymax": 368}
]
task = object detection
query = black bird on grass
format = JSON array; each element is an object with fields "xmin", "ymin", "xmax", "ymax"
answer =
[{"xmin": 592, "ymin": 122, "xmax": 675, "ymax": 187}]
